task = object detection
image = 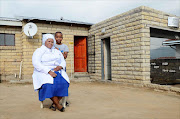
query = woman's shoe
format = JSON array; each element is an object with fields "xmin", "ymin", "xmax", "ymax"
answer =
[
  {"xmin": 49, "ymin": 103, "xmax": 56, "ymax": 111},
  {"xmin": 58, "ymin": 107, "xmax": 65, "ymax": 112}
]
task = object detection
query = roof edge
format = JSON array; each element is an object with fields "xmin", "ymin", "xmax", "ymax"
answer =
[{"xmin": 17, "ymin": 16, "xmax": 94, "ymax": 26}]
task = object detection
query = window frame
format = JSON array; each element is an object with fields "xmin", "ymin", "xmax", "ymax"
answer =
[{"xmin": 0, "ymin": 33, "xmax": 15, "ymax": 46}]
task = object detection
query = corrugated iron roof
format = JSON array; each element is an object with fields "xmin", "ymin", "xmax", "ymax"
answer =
[
  {"xmin": 0, "ymin": 16, "xmax": 93, "ymax": 26},
  {"xmin": 0, "ymin": 17, "xmax": 22, "ymax": 26},
  {"xmin": 18, "ymin": 16, "xmax": 93, "ymax": 26},
  {"xmin": 0, "ymin": 17, "xmax": 22, "ymax": 21}
]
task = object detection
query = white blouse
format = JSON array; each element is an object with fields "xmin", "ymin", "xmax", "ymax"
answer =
[{"xmin": 32, "ymin": 45, "xmax": 70, "ymax": 91}]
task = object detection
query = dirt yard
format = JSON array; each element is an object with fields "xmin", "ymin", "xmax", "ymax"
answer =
[{"xmin": 0, "ymin": 81, "xmax": 180, "ymax": 119}]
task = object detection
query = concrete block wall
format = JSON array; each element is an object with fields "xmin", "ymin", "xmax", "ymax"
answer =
[
  {"xmin": 88, "ymin": 6, "xmax": 180, "ymax": 84},
  {"xmin": 0, "ymin": 26, "xmax": 22, "ymax": 81}
]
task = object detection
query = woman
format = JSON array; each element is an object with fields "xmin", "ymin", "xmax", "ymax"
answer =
[{"xmin": 32, "ymin": 34, "xmax": 70, "ymax": 112}]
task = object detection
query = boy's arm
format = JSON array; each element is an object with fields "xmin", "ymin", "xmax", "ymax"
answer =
[
  {"xmin": 63, "ymin": 52, "xmax": 68, "ymax": 59},
  {"xmin": 55, "ymin": 47, "xmax": 59, "ymax": 50},
  {"xmin": 63, "ymin": 44, "xmax": 69, "ymax": 59},
  {"xmin": 53, "ymin": 51, "xmax": 66, "ymax": 71}
]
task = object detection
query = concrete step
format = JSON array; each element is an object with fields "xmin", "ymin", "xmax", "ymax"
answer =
[
  {"xmin": 8, "ymin": 79, "xmax": 33, "ymax": 84},
  {"xmin": 70, "ymin": 77, "xmax": 93, "ymax": 82},
  {"xmin": 73, "ymin": 72, "xmax": 90, "ymax": 78}
]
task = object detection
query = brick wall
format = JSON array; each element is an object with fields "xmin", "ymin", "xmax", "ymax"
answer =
[
  {"xmin": 21, "ymin": 21, "xmax": 89, "ymax": 80},
  {"xmin": 0, "ymin": 26, "xmax": 22, "ymax": 81},
  {"xmin": 0, "ymin": 21, "xmax": 89, "ymax": 81},
  {"xmin": 88, "ymin": 6, "xmax": 180, "ymax": 84}
]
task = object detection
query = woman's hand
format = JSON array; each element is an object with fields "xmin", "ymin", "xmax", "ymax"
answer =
[
  {"xmin": 48, "ymin": 71, "xmax": 57, "ymax": 77},
  {"xmin": 53, "ymin": 66, "xmax": 63, "ymax": 71}
]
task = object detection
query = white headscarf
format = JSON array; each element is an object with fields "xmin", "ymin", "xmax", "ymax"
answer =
[{"xmin": 42, "ymin": 34, "xmax": 56, "ymax": 48}]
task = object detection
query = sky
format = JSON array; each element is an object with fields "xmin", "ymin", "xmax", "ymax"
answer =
[{"xmin": 0, "ymin": 0, "xmax": 180, "ymax": 24}]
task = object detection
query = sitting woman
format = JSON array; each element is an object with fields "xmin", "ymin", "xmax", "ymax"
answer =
[{"xmin": 32, "ymin": 34, "xmax": 70, "ymax": 112}]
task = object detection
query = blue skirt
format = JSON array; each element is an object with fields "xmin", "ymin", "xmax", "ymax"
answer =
[{"xmin": 38, "ymin": 71, "xmax": 69, "ymax": 101}]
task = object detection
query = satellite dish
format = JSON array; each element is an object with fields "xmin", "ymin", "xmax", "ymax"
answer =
[{"xmin": 23, "ymin": 22, "xmax": 38, "ymax": 38}]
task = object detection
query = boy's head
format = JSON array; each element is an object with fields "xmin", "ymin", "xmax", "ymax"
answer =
[{"xmin": 55, "ymin": 32, "xmax": 63, "ymax": 44}]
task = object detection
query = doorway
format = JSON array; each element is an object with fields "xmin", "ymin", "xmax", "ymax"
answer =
[
  {"xmin": 74, "ymin": 36, "xmax": 87, "ymax": 72},
  {"xmin": 101, "ymin": 37, "xmax": 112, "ymax": 80}
]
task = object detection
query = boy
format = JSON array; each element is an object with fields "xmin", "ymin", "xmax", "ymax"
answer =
[{"xmin": 54, "ymin": 32, "xmax": 69, "ymax": 60}]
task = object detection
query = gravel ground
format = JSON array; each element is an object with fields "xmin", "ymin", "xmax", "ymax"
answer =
[{"xmin": 0, "ymin": 81, "xmax": 180, "ymax": 119}]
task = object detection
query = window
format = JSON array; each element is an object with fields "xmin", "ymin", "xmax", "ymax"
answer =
[
  {"xmin": 0, "ymin": 34, "xmax": 15, "ymax": 46},
  {"xmin": 150, "ymin": 37, "xmax": 176, "ymax": 59},
  {"xmin": 150, "ymin": 28, "xmax": 180, "ymax": 85}
]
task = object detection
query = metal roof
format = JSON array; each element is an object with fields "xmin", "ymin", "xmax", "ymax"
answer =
[
  {"xmin": 0, "ymin": 17, "xmax": 22, "ymax": 21},
  {"xmin": 18, "ymin": 16, "xmax": 93, "ymax": 26},
  {"xmin": 0, "ymin": 16, "xmax": 93, "ymax": 26},
  {"xmin": 0, "ymin": 17, "xmax": 22, "ymax": 26}
]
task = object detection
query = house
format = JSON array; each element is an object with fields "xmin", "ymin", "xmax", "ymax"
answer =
[
  {"xmin": 0, "ymin": 17, "xmax": 92, "ymax": 81},
  {"xmin": 87, "ymin": 6, "xmax": 180, "ymax": 84},
  {"xmin": 0, "ymin": 6, "xmax": 180, "ymax": 84}
]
